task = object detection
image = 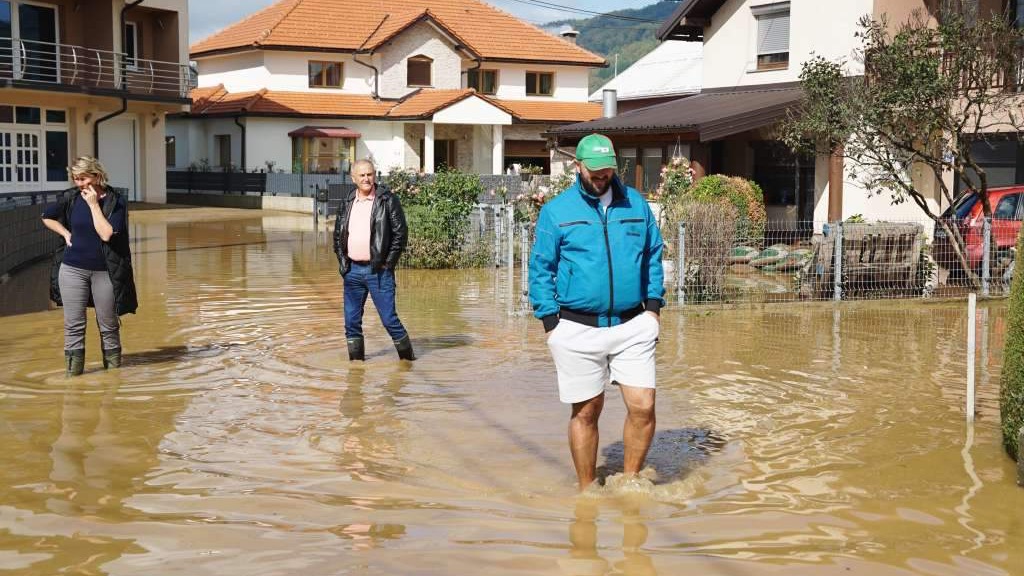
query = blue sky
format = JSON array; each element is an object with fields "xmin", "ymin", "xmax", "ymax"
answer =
[{"xmin": 188, "ymin": 0, "xmax": 663, "ymax": 44}]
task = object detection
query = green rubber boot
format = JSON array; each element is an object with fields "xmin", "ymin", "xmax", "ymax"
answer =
[
  {"xmin": 102, "ymin": 347, "xmax": 122, "ymax": 369},
  {"xmin": 65, "ymin": 349, "xmax": 85, "ymax": 377}
]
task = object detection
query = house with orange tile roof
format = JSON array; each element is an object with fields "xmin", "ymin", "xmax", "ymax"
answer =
[{"xmin": 167, "ymin": 0, "xmax": 606, "ymax": 177}]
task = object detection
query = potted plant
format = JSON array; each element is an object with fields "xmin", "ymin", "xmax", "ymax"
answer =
[{"xmin": 519, "ymin": 164, "xmax": 542, "ymax": 181}]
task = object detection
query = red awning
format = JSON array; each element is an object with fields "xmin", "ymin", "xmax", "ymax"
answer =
[{"xmin": 287, "ymin": 126, "xmax": 362, "ymax": 138}]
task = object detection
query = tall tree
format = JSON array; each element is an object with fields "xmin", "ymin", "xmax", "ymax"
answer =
[{"xmin": 783, "ymin": 8, "xmax": 1024, "ymax": 286}]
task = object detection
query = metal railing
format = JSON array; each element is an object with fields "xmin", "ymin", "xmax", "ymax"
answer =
[{"xmin": 0, "ymin": 37, "xmax": 196, "ymax": 98}]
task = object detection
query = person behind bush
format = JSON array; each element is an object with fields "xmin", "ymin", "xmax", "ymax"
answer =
[
  {"xmin": 42, "ymin": 156, "xmax": 137, "ymax": 376},
  {"xmin": 529, "ymin": 133, "xmax": 665, "ymax": 490},
  {"xmin": 333, "ymin": 159, "xmax": 415, "ymax": 361}
]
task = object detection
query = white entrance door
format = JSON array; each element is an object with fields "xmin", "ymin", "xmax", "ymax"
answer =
[{"xmin": 98, "ymin": 117, "xmax": 140, "ymax": 201}]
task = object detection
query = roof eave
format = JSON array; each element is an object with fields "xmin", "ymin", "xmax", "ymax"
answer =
[{"xmin": 656, "ymin": 0, "xmax": 726, "ymax": 41}]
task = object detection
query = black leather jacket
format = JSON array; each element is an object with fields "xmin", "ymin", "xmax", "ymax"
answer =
[{"xmin": 333, "ymin": 184, "xmax": 408, "ymax": 275}]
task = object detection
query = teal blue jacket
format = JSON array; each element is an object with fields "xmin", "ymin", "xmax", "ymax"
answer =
[{"xmin": 529, "ymin": 174, "xmax": 665, "ymax": 329}]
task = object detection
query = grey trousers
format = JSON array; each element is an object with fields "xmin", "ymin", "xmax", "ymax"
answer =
[{"xmin": 58, "ymin": 263, "xmax": 120, "ymax": 352}]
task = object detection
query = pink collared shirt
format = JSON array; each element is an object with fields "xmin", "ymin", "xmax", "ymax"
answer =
[{"xmin": 347, "ymin": 190, "xmax": 375, "ymax": 262}]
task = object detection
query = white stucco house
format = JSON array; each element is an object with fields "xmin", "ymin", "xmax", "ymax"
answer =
[
  {"xmin": 166, "ymin": 0, "xmax": 607, "ymax": 177},
  {"xmin": 0, "ymin": 0, "xmax": 193, "ymax": 202},
  {"xmin": 553, "ymin": 0, "xmax": 998, "ymax": 225}
]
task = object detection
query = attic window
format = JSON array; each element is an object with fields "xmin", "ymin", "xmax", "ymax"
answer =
[{"xmin": 408, "ymin": 55, "xmax": 433, "ymax": 87}]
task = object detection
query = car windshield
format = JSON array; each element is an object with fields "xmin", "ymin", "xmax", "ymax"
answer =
[{"xmin": 945, "ymin": 194, "xmax": 979, "ymax": 219}]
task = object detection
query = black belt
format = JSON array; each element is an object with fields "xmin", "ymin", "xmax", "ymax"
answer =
[
  {"xmin": 350, "ymin": 260, "xmax": 371, "ymax": 265},
  {"xmin": 560, "ymin": 304, "xmax": 645, "ymax": 328}
]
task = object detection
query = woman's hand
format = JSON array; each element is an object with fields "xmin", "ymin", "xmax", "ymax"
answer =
[
  {"xmin": 81, "ymin": 185, "xmax": 100, "ymax": 207},
  {"xmin": 63, "ymin": 232, "xmax": 72, "ymax": 247}
]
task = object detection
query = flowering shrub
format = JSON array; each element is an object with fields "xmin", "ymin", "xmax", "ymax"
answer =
[
  {"xmin": 649, "ymin": 157, "xmax": 697, "ymax": 260},
  {"xmin": 513, "ymin": 165, "xmax": 576, "ymax": 223},
  {"xmin": 383, "ymin": 167, "xmax": 490, "ymax": 268}
]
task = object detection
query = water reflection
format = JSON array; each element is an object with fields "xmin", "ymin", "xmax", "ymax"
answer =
[{"xmin": 560, "ymin": 500, "xmax": 655, "ymax": 576}]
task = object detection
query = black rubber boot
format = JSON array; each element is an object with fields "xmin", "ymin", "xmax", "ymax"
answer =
[
  {"xmin": 102, "ymin": 347, "xmax": 122, "ymax": 369},
  {"xmin": 347, "ymin": 337, "xmax": 365, "ymax": 361},
  {"xmin": 394, "ymin": 335, "xmax": 416, "ymax": 361},
  {"xmin": 65, "ymin": 349, "xmax": 85, "ymax": 377}
]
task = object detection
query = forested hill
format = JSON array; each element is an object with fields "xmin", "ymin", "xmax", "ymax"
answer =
[{"xmin": 544, "ymin": 1, "xmax": 681, "ymax": 92}]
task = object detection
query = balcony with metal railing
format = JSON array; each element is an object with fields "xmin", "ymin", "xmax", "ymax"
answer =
[{"xmin": 0, "ymin": 37, "xmax": 196, "ymax": 102}]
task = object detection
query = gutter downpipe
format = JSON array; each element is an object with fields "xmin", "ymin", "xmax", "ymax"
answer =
[
  {"xmin": 353, "ymin": 15, "xmax": 389, "ymax": 100},
  {"xmin": 93, "ymin": 97, "xmax": 128, "ymax": 158},
  {"xmin": 94, "ymin": 1, "xmax": 144, "ymax": 157},
  {"xmin": 234, "ymin": 115, "xmax": 246, "ymax": 172}
]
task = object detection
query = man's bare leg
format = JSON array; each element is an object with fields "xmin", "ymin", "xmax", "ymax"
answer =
[
  {"xmin": 620, "ymin": 385, "xmax": 656, "ymax": 476},
  {"xmin": 569, "ymin": 392, "xmax": 605, "ymax": 489}
]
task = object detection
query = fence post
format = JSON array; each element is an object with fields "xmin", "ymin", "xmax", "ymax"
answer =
[
  {"xmin": 507, "ymin": 208, "xmax": 515, "ymax": 273},
  {"xmin": 494, "ymin": 207, "xmax": 503, "ymax": 267},
  {"xmin": 833, "ymin": 221, "xmax": 844, "ymax": 302},
  {"xmin": 981, "ymin": 216, "xmax": 991, "ymax": 298},
  {"xmin": 520, "ymin": 223, "xmax": 530, "ymax": 303},
  {"xmin": 967, "ymin": 292, "xmax": 977, "ymax": 422},
  {"xmin": 676, "ymin": 221, "xmax": 686, "ymax": 305}
]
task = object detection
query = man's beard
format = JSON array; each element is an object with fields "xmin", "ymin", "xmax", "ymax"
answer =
[{"xmin": 581, "ymin": 175, "xmax": 611, "ymax": 197}]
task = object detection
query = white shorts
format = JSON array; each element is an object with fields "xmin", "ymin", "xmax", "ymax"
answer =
[{"xmin": 546, "ymin": 312, "xmax": 660, "ymax": 404}]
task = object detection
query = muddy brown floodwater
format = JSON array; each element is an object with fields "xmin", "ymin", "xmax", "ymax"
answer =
[{"xmin": 0, "ymin": 207, "xmax": 1021, "ymax": 575}]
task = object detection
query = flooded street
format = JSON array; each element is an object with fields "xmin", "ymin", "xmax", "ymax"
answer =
[{"xmin": 0, "ymin": 207, "xmax": 1021, "ymax": 575}]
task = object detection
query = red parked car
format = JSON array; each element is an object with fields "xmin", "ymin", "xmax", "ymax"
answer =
[{"xmin": 934, "ymin": 185, "xmax": 1023, "ymax": 273}]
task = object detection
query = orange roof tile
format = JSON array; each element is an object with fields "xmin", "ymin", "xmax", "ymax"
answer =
[
  {"xmin": 187, "ymin": 87, "xmax": 395, "ymax": 117},
  {"xmin": 496, "ymin": 100, "xmax": 603, "ymax": 123},
  {"xmin": 191, "ymin": 0, "xmax": 605, "ymax": 66},
  {"xmin": 387, "ymin": 88, "xmax": 514, "ymax": 118},
  {"xmin": 187, "ymin": 87, "xmax": 597, "ymax": 124}
]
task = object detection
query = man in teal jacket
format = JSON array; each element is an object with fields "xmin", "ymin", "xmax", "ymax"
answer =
[{"xmin": 529, "ymin": 133, "xmax": 665, "ymax": 490}]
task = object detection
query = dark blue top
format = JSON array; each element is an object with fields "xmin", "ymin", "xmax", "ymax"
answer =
[{"xmin": 43, "ymin": 193, "xmax": 127, "ymax": 271}]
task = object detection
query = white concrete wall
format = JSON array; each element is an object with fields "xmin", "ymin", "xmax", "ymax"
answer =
[
  {"xmin": 481, "ymin": 64, "xmax": 591, "ymax": 102},
  {"xmin": 433, "ymin": 97, "xmax": 512, "ymax": 125},
  {"xmin": 378, "ymin": 22, "xmax": 463, "ymax": 98},
  {"xmin": 195, "ymin": 51, "xmax": 271, "ymax": 93},
  {"xmin": 241, "ymin": 119, "xmax": 403, "ymax": 174},
  {"xmin": 702, "ymin": 0, "xmax": 872, "ymax": 89},
  {"xmin": 263, "ymin": 195, "xmax": 314, "ymax": 214}
]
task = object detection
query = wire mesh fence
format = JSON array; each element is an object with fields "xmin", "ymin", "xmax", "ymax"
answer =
[
  {"xmin": 668, "ymin": 217, "xmax": 1013, "ymax": 304},
  {"xmin": 491, "ymin": 214, "xmax": 1014, "ymax": 313}
]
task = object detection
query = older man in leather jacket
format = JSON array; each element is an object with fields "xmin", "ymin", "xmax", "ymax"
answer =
[{"xmin": 333, "ymin": 159, "xmax": 415, "ymax": 361}]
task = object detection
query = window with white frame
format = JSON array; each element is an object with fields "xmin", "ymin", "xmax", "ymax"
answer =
[
  {"xmin": 753, "ymin": 2, "xmax": 790, "ymax": 71},
  {"xmin": 0, "ymin": 104, "xmax": 69, "ymax": 187},
  {"xmin": 124, "ymin": 21, "xmax": 138, "ymax": 69}
]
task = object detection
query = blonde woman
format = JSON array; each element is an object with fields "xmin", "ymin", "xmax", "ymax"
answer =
[{"xmin": 42, "ymin": 157, "xmax": 138, "ymax": 376}]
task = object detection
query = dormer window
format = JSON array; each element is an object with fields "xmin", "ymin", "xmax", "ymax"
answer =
[
  {"xmin": 407, "ymin": 55, "xmax": 433, "ymax": 87},
  {"xmin": 753, "ymin": 2, "xmax": 790, "ymax": 71},
  {"xmin": 309, "ymin": 61, "xmax": 343, "ymax": 88}
]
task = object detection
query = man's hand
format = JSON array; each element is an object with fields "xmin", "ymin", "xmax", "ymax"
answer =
[{"xmin": 63, "ymin": 232, "xmax": 72, "ymax": 247}]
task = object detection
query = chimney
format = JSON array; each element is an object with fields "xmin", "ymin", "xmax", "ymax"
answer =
[
  {"xmin": 602, "ymin": 89, "xmax": 617, "ymax": 118},
  {"xmin": 559, "ymin": 25, "xmax": 580, "ymax": 44}
]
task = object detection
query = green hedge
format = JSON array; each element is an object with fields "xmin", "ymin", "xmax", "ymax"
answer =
[
  {"xmin": 1001, "ymin": 230, "xmax": 1024, "ymax": 460},
  {"xmin": 389, "ymin": 168, "xmax": 491, "ymax": 269}
]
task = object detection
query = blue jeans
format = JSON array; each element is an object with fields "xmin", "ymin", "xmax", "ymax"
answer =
[{"xmin": 343, "ymin": 263, "xmax": 407, "ymax": 340}]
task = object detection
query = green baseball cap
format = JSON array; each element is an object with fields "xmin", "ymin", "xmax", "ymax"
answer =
[{"xmin": 575, "ymin": 134, "xmax": 617, "ymax": 171}]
